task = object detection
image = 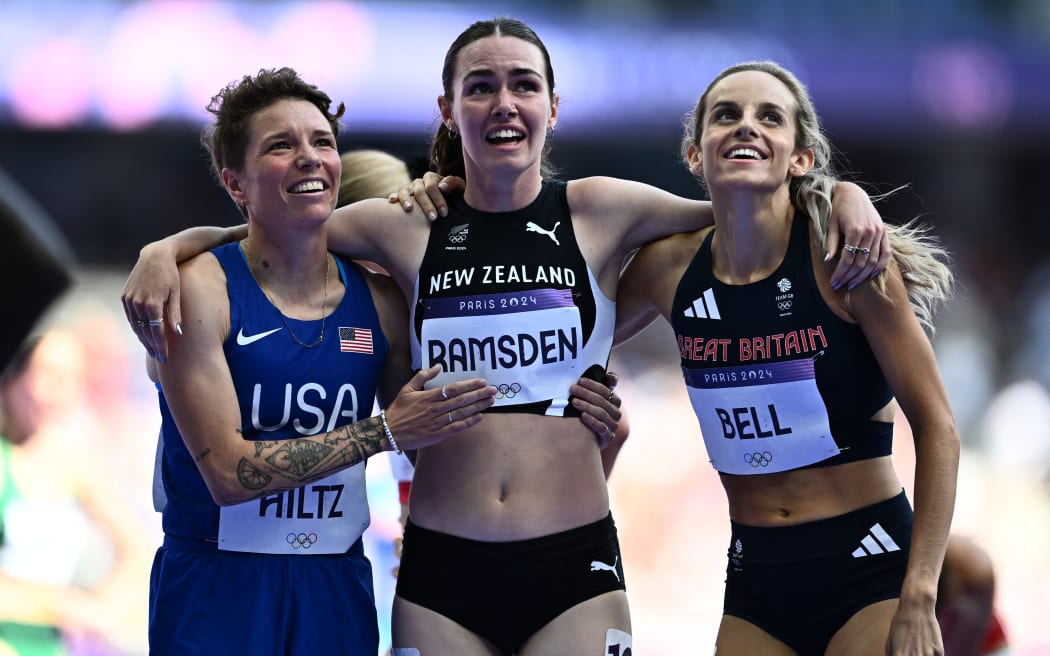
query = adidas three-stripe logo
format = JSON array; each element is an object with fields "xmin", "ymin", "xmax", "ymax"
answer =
[
  {"xmin": 684, "ymin": 288, "xmax": 720, "ymax": 320},
  {"xmin": 852, "ymin": 523, "xmax": 901, "ymax": 558}
]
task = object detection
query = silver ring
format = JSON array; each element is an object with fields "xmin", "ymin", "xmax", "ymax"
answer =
[
  {"xmin": 858, "ymin": 246, "xmax": 871, "ymax": 254},
  {"xmin": 148, "ymin": 318, "xmax": 164, "ymax": 326},
  {"xmin": 441, "ymin": 385, "xmax": 449, "ymax": 400},
  {"xmin": 843, "ymin": 244, "xmax": 859, "ymax": 254},
  {"xmin": 136, "ymin": 320, "xmax": 147, "ymax": 328},
  {"xmin": 606, "ymin": 390, "xmax": 616, "ymax": 401},
  {"xmin": 447, "ymin": 411, "xmax": 453, "ymax": 425}
]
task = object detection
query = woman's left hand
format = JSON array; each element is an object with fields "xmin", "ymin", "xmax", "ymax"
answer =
[
  {"xmin": 571, "ymin": 370, "xmax": 622, "ymax": 449},
  {"xmin": 885, "ymin": 597, "xmax": 944, "ymax": 656}
]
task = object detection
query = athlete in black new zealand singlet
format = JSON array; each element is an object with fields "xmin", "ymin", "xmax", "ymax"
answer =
[{"xmin": 410, "ymin": 179, "xmax": 615, "ymax": 417}]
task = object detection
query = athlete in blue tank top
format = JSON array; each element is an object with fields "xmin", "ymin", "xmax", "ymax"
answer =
[{"xmin": 143, "ymin": 69, "xmax": 498, "ymax": 656}]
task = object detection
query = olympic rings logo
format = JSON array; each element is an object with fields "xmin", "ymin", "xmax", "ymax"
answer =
[
  {"xmin": 744, "ymin": 451, "xmax": 773, "ymax": 467},
  {"xmin": 495, "ymin": 382, "xmax": 522, "ymax": 399},
  {"xmin": 287, "ymin": 532, "xmax": 318, "ymax": 549},
  {"xmin": 777, "ymin": 301, "xmax": 792, "ymax": 311},
  {"xmin": 447, "ymin": 225, "xmax": 469, "ymax": 243}
]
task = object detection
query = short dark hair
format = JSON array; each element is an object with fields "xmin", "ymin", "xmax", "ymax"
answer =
[{"xmin": 200, "ymin": 67, "xmax": 345, "ymax": 185}]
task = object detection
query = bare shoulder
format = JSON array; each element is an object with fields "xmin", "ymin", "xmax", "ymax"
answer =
[
  {"xmin": 175, "ymin": 251, "xmax": 229, "ymax": 335},
  {"xmin": 178, "ymin": 251, "xmax": 223, "ymax": 290},
  {"xmin": 637, "ymin": 227, "xmax": 710, "ymax": 267},
  {"xmin": 329, "ymin": 198, "xmax": 429, "ymax": 284},
  {"xmin": 569, "ymin": 176, "xmax": 709, "ymax": 253},
  {"xmin": 567, "ymin": 176, "xmax": 678, "ymax": 212}
]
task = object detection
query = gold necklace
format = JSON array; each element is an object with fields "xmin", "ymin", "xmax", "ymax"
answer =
[{"xmin": 242, "ymin": 240, "xmax": 330, "ymax": 348}]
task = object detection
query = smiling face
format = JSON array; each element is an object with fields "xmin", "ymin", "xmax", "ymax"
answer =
[
  {"xmin": 687, "ymin": 70, "xmax": 813, "ymax": 195},
  {"xmin": 439, "ymin": 34, "xmax": 557, "ymax": 180},
  {"xmin": 222, "ymin": 98, "xmax": 341, "ymax": 228}
]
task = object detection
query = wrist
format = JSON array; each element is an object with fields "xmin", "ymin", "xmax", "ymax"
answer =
[
  {"xmin": 898, "ymin": 579, "xmax": 938, "ymax": 609},
  {"xmin": 380, "ymin": 410, "xmax": 402, "ymax": 455}
]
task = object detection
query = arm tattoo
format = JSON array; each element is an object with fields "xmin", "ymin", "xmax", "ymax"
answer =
[
  {"xmin": 235, "ymin": 417, "xmax": 387, "ymax": 494},
  {"xmin": 237, "ymin": 457, "xmax": 272, "ymax": 490},
  {"xmin": 264, "ymin": 440, "xmax": 334, "ymax": 477}
]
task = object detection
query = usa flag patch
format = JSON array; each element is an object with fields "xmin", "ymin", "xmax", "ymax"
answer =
[{"xmin": 339, "ymin": 327, "xmax": 373, "ymax": 354}]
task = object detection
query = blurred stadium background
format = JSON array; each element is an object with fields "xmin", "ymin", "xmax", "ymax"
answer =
[{"xmin": 2, "ymin": 1, "xmax": 1048, "ymax": 653}]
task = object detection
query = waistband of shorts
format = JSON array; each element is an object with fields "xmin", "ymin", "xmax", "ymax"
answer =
[
  {"xmin": 162, "ymin": 533, "xmax": 365, "ymax": 558},
  {"xmin": 404, "ymin": 512, "xmax": 615, "ymax": 555},
  {"xmin": 728, "ymin": 489, "xmax": 910, "ymax": 558}
]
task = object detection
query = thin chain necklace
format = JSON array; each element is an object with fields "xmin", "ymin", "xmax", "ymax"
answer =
[{"xmin": 242, "ymin": 239, "xmax": 330, "ymax": 348}]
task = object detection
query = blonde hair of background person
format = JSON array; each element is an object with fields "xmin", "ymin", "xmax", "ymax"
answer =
[
  {"xmin": 0, "ymin": 332, "xmax": 151, "ymax": 655},
  {"xmin": 337, "ymin": 149, "xmax": 412, "ymax": 210}
]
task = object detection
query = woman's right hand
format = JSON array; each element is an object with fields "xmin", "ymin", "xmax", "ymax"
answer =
[
  {"xmin": 121, "ymin": 240, "xmax": 182, "ymax": 361},
  {"xmin": 389, "ymin": 172, "xmax": 465, "ymax": 221}
]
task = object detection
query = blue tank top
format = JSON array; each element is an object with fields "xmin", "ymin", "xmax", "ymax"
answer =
[
  {"xmin": 410, "ymin": 179, "xmax": 615, "ymax": 416},
  {"xmin": 157, "ymin": 242, "xmax": 389, "ymax": 545},
  {"xmin": 670, "ymin": 214, "xmax": 893, "ymax": 473}
]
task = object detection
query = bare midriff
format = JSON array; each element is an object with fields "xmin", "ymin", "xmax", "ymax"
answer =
[
  {"xmin": 409, "ymin": 413, "xmax": 609, "ymax": 541},
  {"xmin": 721, "ymin": 455, "xmax": 902, "ymax": 527}
]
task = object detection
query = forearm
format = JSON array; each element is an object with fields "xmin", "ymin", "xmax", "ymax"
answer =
[
  {"xmin": 212, "ymin": 415, "xmax": 390, "ymax": 505},
  {"xmin": 903, "ymin": 427, "xmax": 960, "ymax": 602},
  {"xmin": 146, "ymin": 225, "xmax": 246, "ymax": 264}
]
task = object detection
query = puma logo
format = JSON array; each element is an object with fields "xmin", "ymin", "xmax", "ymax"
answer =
[
  {"xmin": 590, "ymin": 556, "xmax": 619, "ymax": 581},
  {"xmin": 525, "ymin": 221, "xmax": 560, "ymax": 245}
]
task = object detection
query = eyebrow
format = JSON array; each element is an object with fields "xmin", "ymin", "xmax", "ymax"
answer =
[
  {"xmin": 710, "ymin": 100, "xmax": 788, "ymax": 113},
  {"xmin": 462, "ymin": 67, "xmax": 542, "ymax": 82},
  {"xmin": 258, "ymin": 127, "xmax": 334, "ymax": 142}
]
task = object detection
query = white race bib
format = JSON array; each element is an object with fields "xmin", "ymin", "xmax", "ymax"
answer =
[
  {"xmin": 421, "ymin": 288, "xmax": 582, "ymax": 408},
  {"xmin": 685, "ymin": 359, "xmax": 839, "ymax": 474},
  {"xmin": 217, "ymin": 463, "xmax": 368, "ymax": 554}
]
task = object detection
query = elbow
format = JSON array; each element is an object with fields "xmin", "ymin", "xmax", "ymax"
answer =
[
  {"xmin": 200, "ymin": 468, "xmax": 256, "ymax": 507},
  {"xmin": 210, "ymin": 488, "xmax": 256, "ymax": 507},
  {"xmin": 210, "ymin": 491, "xmax": 243, "ymax": 507},
  {"xmin": 923, "ymin": 410, "xmax": 961, "ymax": 459}
]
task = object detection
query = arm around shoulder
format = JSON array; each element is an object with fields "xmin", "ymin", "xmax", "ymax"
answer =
[{"xmin": 122, "ymin": 225, "xmax": 246, "ymax": 360}]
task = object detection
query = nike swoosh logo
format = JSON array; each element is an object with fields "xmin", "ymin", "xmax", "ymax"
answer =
[{"xmin": 236, "ymin": 327, "xmax": 283, "ymax": 346}]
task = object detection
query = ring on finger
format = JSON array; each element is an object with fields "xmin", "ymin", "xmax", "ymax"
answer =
[
  {"xmin": 136, "ymin": 319, "xmax": 148, "ymax": 328},
  {"xmin": 448, "ymin": 411, "xmax": 453, "ymax": 425},
  {"xmin": 843, "ymin": 244, "xmax": 859, "ymax": 254},
  {"xmin": 441, "ymin": 385, "xmax": 449, "ymax": 400},
  {"xmin": 148, "ymin": 318, "xmax": 164, "ymax": 327},
  {"xmin": 606, "ymin": 389, "xmax": 616, "ymax": 401}
]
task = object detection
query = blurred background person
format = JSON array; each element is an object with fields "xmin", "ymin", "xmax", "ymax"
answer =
[
  {"xmin": 938, "ymin": 534, "xmax": 1012, "ymax": 656},
  {"xmin": 0, "ymin": 332, "xmax": 151, "ymax": 656}
]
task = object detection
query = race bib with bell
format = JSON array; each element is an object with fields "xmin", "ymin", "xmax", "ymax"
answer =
[
  {"xmin": 420, "ymin": 288, "xmax": 583, "ymax": 410},
  {"xmin": 217, "ymin": 463, "xmax": 368, "ymax": 554},
  {"xmin": 685, "ymin": 359, "xmax": 840, "ymax": 475}
]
